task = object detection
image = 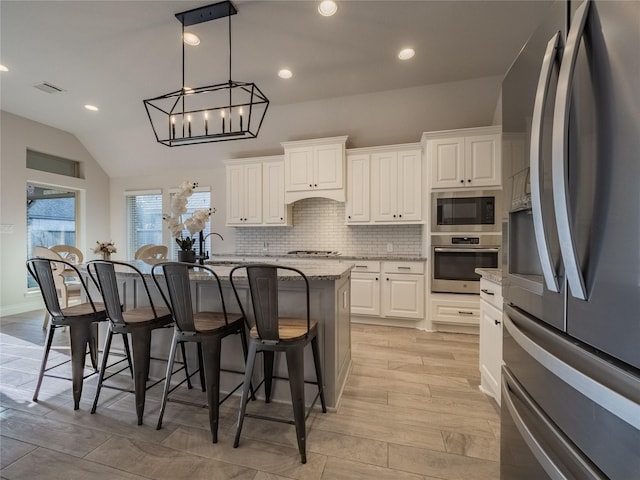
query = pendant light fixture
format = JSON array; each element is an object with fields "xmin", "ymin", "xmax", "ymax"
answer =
[{"xmin": 143, "ymin": 1, "xmax": 269, "ymax": 146}]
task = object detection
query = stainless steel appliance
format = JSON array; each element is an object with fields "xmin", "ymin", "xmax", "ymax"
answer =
[
  {"xmin": 431, "ymin": 235, "xmax": 500, "ymax": 294},
  {"xmin": 501, "ymin": 1, "xmax": 640, "ymax": 478},
  {"xmin": 431, "ymin": 190, "xmax": 501, "ymax": 233}
]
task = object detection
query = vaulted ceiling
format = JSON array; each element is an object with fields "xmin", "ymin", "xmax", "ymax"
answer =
[{"xmin": 1, "ymin": 0, "xmax": 552, "ymax": 176}]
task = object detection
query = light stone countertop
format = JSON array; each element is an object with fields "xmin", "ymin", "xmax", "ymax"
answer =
[
  {"xmin": 475, "ymin": 268, "xmax": 502, "ymax": 285},
  {"xmin": 89, "ymin": 259, "xmax": 353, "ymax": 281},
  {"xmin": 210, "ymin": 254, "xmax": 427, "ymax": 263}
]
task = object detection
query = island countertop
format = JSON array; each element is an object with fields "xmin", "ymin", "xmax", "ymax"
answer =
[{"xmin": 103, "ymin": 259, "xmax": 353, "ymax": 282}]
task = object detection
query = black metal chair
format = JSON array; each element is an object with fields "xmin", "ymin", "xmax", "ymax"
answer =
[
  {"xmin": 229, "ymin": 264, "xmax": 327, "ymax": 464},
  {"xmin": 151, "ymin": 262, "xmax": 250, "ymax": 443},
  {"xmin": 87, "ymin": 260, "xmax": 193, "ymax": 425},
  {"xmin": 27, "ymin": 257, "xmax": 107, "ymax": 410}
]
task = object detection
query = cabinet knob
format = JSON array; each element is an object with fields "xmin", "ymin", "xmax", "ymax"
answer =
[
  {"xmin": 314, "ymin": 184, "xmax": 317, "ymax": 187},
  {"xmin": 399, "ymin": 214, "xmax": 402, "ymax": 218},
  {"xmin": 386, "ymin": 277, "xmax": 390, "ymax": 281},
  {"xmin": 280, "ymin": 217, "xmax": 283, "ymax": 221},
  {"xmin": 460, "ymin": 179, "xmax": 464, "ymax": 183},
  {"xmin": 393, "ymin": 214, "xmax": 396, "ymax": 218},
  {"xmin": 467, "ymin": 179, "xmax": 471, "ymax": 183},
  {"xmin": 375, "ymin": 277, "xmax": 379, "ymax": 281},
  {"xmin": 309, "ymin": 184, "xmax": 313, "ymax": 187},
  {"xmin": 348, "ymin": 215, "xmax": 351, "ymax": 219},
  {"xmin": 494, "ymin": 319, "xmax": 501, "ymax": 325}
]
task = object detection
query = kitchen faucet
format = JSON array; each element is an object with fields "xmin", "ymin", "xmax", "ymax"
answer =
[{"xmin": 197, "ymin": 231, "xmax": 224, "ymax": 265}]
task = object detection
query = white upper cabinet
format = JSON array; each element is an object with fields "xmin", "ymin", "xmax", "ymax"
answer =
[
  {"xmin": 225, "ymin": 156, "xmax": 291, "ymax": 227},
  {"xmin": 226, "ymin": 162, "xmax": 262, "ymax": 225},
  {"xmin": 345, "ymin": 153, "xmax": 370, "ymax": 223},
  {"xmin": 370, "ymin": 148, "xmax": 422, "ymax": 223},
  {"xmin": 282, "ymin": 136, "xmax": 348, "ymax": 203},
  {"xmin": 262, "ymin": 160, "xmax": 289, "ymax": 225},
  {"xmin": 424, "ymin": 126, "xmax": 501, "ymax": 189}
]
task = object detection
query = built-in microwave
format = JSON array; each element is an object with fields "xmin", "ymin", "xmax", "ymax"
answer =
[{"xmin": 431, "ymin": 190, "xmax": 501, "ymax": 233}]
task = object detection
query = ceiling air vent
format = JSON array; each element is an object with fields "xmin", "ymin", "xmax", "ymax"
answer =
[{"xmin": 34, "ymin": 82, "xmax": 65, "ymax": 94}]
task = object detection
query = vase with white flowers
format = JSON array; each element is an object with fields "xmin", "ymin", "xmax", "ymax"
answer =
[
  {"xmin": 163, "ymin": 180, "xmax": 213, "ymax": 263},
  {"xmin": 94, "ymin": 240, "xmax": 117, "ymax": 260}
]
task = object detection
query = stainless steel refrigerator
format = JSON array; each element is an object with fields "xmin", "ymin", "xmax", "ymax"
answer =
[{"xmin": 501, "ymin": 0, "xmax": 640, "ymax": 478}]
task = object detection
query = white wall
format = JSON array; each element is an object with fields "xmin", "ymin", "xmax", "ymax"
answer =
[{"xmin": 0, "ymin": 111, "xmax": 110, "ymax": 315}]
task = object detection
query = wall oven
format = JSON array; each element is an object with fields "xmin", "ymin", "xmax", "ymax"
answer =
[
  {"xmin": 431, "ymin": 235, "xmax": 500, "ymax": 294},
  {"xmin": 431, "ymin": 190, "xmax": 502, "ymax": 233}
]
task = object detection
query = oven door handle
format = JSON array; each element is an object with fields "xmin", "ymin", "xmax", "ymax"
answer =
[{"xmin": 434, "ymin": 247, "xmax": 499, "ymax": 253}]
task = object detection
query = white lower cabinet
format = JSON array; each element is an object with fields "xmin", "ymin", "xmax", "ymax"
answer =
[
  {"xmin": 351, "ymin": 260, "xmax": 424, "ymax": 322},
  {"xmin": 479, "ymin": 276, "xmax": 503, "ymax": 405},
  {"xmin": 430, "ymin": 293, "xmax": 480, "ymax": 333}
]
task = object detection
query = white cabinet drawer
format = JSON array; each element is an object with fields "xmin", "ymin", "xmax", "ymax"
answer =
[
  {"xmin": 383, "ymin": 261, "xmax": 424, "ymax": 274},
  {"xmin": 430, "ymin": 296, "xmax": 480, "ymax": 326},
  {"xmin": 350, "ymin": 260, "xmax": 381, "ymax": 273},
  {"xmin": 479, "ymin": 277, "xmax": 502, "ymax": 310}
]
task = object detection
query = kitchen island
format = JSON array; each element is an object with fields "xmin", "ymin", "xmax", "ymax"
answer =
[{"xmin": 93, "ymin": 260, "xmax": 352, "ymax": 410}]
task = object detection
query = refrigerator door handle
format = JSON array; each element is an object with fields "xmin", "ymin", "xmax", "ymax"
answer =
[
  {"xmin": 505, "ymin": 306, "xmax": 640, "ymax": 430},
  {"xmin": 531, "ymin": 32, "xmax": 562, "ymax": 293},
  {"xmin": 551, "ymin": 0, "xmax": 591, "ymax": 301},
  {"xmin": 502, "ymin": 368, "xmax": 606, "ymax": 480}
]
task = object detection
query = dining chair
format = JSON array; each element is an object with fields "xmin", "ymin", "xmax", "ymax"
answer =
[
  {"xmin": 137, "ymin": 245, "xmax": 168, "ymax": 265},
  {"xmin": 27, "ymin": 257, "xmax": 107, "ymax": 410},
  {"xmin": 134, "ymin": 244, "xmax": 155, "ymax": 260},
  {"xmin": 50, "ymin": 244, "xmax": 84, "ymax": 265},
  {"xmin": 151, "ymin": 262, "xmax": 250, "ymax": 443},
  {"xmin": 87, "ymin": 260, "xmax": 192, "ymax": 425},
  {"xmin": 229, "ymin": 264, "xmax": 327, "ymax": 464},
  {"xmin": 34, "ymin": 246, "xmax": 83, "ymax": 329}
]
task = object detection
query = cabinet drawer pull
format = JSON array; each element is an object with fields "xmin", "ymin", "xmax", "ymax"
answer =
[
  {"xmin": 354, "ymin": 265, "xmax": 369, "ymax": 269},
  {"xmin": 458, "ymin": 310, "xmax": 474, "ymax": 315},
  {"xmin": 481, "ymin": 288, "xmax": 495, "ymax": 295},
  {"xmin": 397, "ymin": 266, "xmax": 411, "ymax": 270},
  {"xmin": 495, "ymin": 319, "xmax": 501, "ymax": 325}
]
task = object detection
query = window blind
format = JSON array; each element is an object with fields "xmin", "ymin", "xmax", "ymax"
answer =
[{"xmin": 125, "ymin": 192, "xmax": 163, "ymax": 259}]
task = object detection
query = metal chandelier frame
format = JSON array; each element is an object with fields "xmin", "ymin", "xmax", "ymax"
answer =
[{"xmin": 143, "ymin": 1, "xmax": 269, "ymax": 146}]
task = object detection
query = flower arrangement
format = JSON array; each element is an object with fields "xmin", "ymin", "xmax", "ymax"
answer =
[
  {"xmin": 94, "ymin": 240, "xmax": 116, "ymax": 259},
  {"xmin": 163, "ymin": 180, "xmax": 213, "ymax": 251}
]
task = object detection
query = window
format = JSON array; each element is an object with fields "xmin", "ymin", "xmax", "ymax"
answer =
[
  {"xmin": 27, "ymin": 149, "xmax": 80, "ymax": 178},
  {"xmin": 169, "ymin": 188, "xmax": 211, "ymax": 259},
  {"xmin": 27, "ymin": 183, "xmax": 77, "ymax": 287},
  {"xmin": 125, "ymin": 191, "xmax": 163, "ymax": 259}
]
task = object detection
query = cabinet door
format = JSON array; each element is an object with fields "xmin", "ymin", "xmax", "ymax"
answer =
[
  {"xmin": 346, "ymin": 154, "xmax": 370, "ymax": 223},
  {"xmin": 351, "ymin": 273, "xmax": 380, "ymax": 316},
  {"xmin": 226, "ymin": 164, "xmax": 245, "ymax": 225},
  {"xmin": 370, "ymin": 152, "xmax": 398, "ymax": 222},
  {"xmin": 480, "ymin": 301, "xmax": 503, "ymax": 404},
  {"xmin": 285, "ymin": 147, "xmax": 313, "ymax": 191},
  {"xmin": 315, "ymin": 143, "xmax": 343, "ymax": 190},
  {"xmin": 429, "ymin": 137, "xmax": 465, "ymax": 188},
  {"xmin": 382, "ymin": 273, "xmax": 424, "ymax": 319},
  {"xmin": 243, "ymin": 163, "xmax": 263, "ymax": 224},
  {"xmin": 465, "ymin": 134, "xmax": 501, "ymax": 187},
  {"xmin": 397, "ymin": 150, "xmax": 422, "ymax": 221},
  {"xmin": 263, "ymin": 161, "xmax": 286, "ymax": 224}
]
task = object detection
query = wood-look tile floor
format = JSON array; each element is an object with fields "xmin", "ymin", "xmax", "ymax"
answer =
[{"xmin": 0, "ymin": 311, "xmax": 500, "ymax": 479}]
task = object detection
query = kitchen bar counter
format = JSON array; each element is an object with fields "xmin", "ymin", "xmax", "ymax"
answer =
[
  {"xmin": 85, "ymin": 260, "xmax": 353, "ymax": 410},
  {"xmin": 209, "ymin": 254, "xmax": 427, "ymax": 263}
]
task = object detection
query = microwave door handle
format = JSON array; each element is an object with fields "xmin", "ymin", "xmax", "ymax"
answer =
[
  {"xmin": 530, "ymin": 32, "xmax": 561, "ymax": 293},
  {"xmin": 552, "ymin": 0, "xmax": 590, "ymax": 301},
  {"xmin": 434, "ymin": 247, "xmax": 499, "ymax": 253}
]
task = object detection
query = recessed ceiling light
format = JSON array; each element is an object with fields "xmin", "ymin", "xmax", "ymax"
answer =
[
  {"xmin": 278, "ymin": 69, "xmax": 293, "ymax": 79},
  {"xmin": 183, "ymin": 32, "xmax": 200, "ymax": 46},
  {"xmin": 398, "ymin": 48, "xmax": 415, "ymax": 60},
  {"xmin": 0, "ymin": 64, "xmax": 8, "ymax": 72},
  {"xmin": 318, "ymin": 0, "xmax": 338, "ymax": 17},
  {"xmin": 183, "ymin": 87, "xmax": 195, "ymax": 94},
  {"xmin": 84, "ymin": 104, "xmax": 99, "ymax": 112}
]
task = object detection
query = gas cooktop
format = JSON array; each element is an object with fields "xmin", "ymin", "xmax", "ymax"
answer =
[{"xmin": 286, "ymin": 250, "xmax": 341, "ymax": 257}]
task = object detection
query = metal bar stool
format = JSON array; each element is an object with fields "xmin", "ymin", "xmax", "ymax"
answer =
[
  {"xmin": 151, "ymin": 262, "xmax": 250, "ymax": 443},
  {"xmin": 27, "ymin": 257, "xmax": 108, "ymax": 410},
  {"xmin": 230, "ymin": 264, "xmax": 327, "ymax": 464},
  {"xmin": 87, "ymin": 260, "xmax": 192, "ymax": 425}
]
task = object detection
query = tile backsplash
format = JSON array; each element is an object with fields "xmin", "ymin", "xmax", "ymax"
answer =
[{"xmin": 235, "ymin": 198, "xmax": 424, "ymax": 257}]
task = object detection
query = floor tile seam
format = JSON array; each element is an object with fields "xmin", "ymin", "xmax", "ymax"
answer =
[
  {"xmin": 387, "ymin": 441, "xmax": 502, "ymax": 467},
  {"xmin": 348, "ymin": 370, "xmax": 471, "ymax": 387}
]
